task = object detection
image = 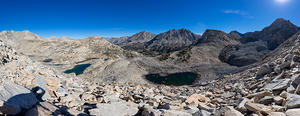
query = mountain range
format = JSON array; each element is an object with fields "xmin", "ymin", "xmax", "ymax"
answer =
[{"xmin": 111, "ymin": 18, "xmax": 299, "ymax": 67}]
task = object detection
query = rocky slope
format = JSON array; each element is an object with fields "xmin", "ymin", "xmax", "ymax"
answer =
[{"xmin": 198, "ymin": 30, "xmax": 300, "ymax": 116}]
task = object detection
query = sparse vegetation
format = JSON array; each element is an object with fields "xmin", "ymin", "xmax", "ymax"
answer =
[
  {"xmin": 158, "ymin": 53, "xmax": 171, "ymax": 61},
  {"xmin": 176, "ymin": 47, "xmax": 192, "ymax": 62}
]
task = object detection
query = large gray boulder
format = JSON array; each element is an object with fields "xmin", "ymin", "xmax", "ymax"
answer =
[
  {"xmin": 264, "ymin": 79, "xmax": 291, "ymax": 91},
  {"xmin": 291, "ymin": 74, "xmax": 300, "ymax": 87},
  {"xmin": 0, "ymin": 82, "xmax": 38, "ymax": 115},
  {"xmin": 286, "ymin": 98, "xmax": 300, "ymax": 109},
  {"xmin": 285, "ymin": 94, "xmax": 300, "ymax": 109}
]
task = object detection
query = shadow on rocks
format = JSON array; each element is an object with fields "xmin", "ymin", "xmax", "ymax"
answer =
[{"xmin": 0, "ymin": 86, "xmax": 86, "ymax": 116}]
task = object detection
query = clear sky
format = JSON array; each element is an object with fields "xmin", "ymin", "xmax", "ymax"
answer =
[{"xmin": 0, "ymin": 0, "xmax": 299, "ymax": 38}]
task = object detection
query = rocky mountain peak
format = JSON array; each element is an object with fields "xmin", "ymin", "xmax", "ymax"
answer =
[
  {"xmin": 265, "ymin": 18, "xmax": 297, "ymax": 33},
  {"xmin": 129, "ymin": 31, "xmax": 156, "ymax": 42},
  {"xmin": 271, "ymin": 18, "xmax": 292, "ymax": 26},
  {"xmin": 229, "ymin": 31, "xmax": 242, "ymax": 39},
  {"xmin": 200, "ymin": 29, "xmax": 238, "ymax": 45},
  {"xmin": 220, "ymin": 18, "xmax": 299, "ymax": 67},
  {"xmin": 167, "ymin": 28, "xmax": 194, "ymax": 35},
  {"xmin": 229, "ymin": 31, "xmax": 242, "ymax": 36},
  {"xmin": 153, "ymin": 28, "xmax": 197, "ymax": 40},
  {"xmin": 239, "ymin": 18, "xmax": 299, "ymax": 50},
  {"xmin": 145, "ymin": 28, "xmax": 201, "ymax": 53},
  {"xmin": 202, "ymin": 29, "xmax": 226, "ymax": 35},
  {"xmin": 135, "ymin": 31, "xmax": 153, "ymax": 35},
  {"xmin": 261, "ymin": 18, "xmax": 299, "ymax": 50}
]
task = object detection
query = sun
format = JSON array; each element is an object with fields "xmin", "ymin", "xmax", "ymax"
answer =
[{"xmin": 275, "ymin": 0, "xmax": 289, "ymax": 4}]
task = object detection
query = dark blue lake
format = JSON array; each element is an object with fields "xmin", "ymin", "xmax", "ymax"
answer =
[
  {"xmin": 64, "ymin": 64, "xmax": 91, "ymax": 75},
  {"xmin": 145, "ymin": 72, "xmax": 198, "ymax": 86}
]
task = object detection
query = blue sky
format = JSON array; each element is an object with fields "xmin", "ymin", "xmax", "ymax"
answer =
[{"xmin": 0, "ymin": 0, "xmax": 299, "ymax": 38}]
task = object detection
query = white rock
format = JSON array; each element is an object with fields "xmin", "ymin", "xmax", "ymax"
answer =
[
  {"xmin": 89, "ymin": 102, "xmax": 138, "ymax": 116},
  {"xmin": 286, "ymin": 108, "xmax": 300, "ymax": 116}
]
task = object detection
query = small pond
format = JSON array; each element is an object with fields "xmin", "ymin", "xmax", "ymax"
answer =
[
  {"xmin": 64, "ymin": 64, "xmax": 91, "ymax": 75},
  {"xmin": 43, "ymin": 59, "xmax": 53, "ymax": 63},
  {"xmin": 145, "ymin": 72, "xmax": 198, "ymax": 86}
]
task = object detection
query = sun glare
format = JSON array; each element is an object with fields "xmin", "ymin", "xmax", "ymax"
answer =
[{"xmin": 275, "ymin": 0, "xmax": 289, "ymax": 4}]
